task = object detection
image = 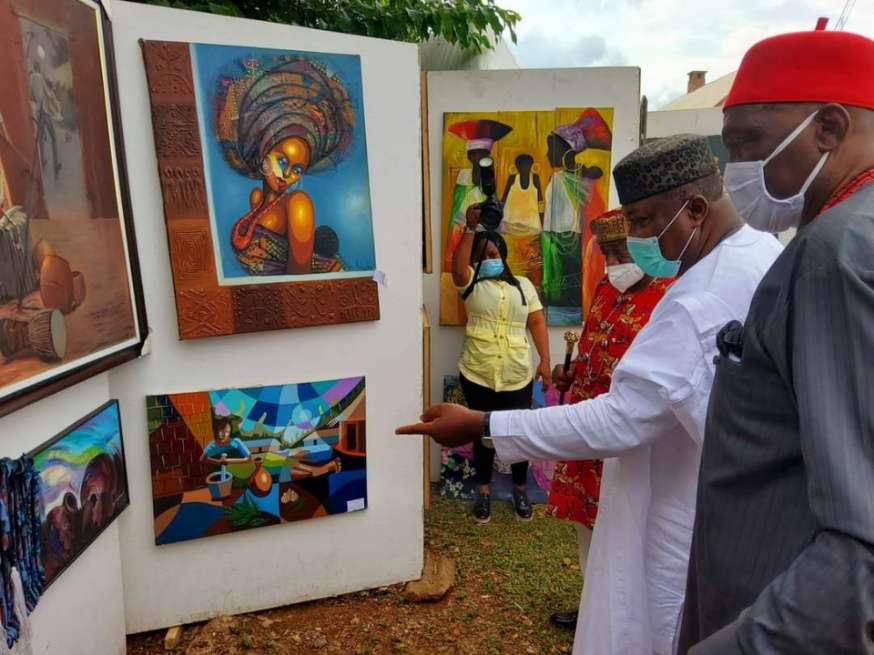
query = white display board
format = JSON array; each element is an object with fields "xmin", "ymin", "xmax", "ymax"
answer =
[
  {"xmin": 0, "ymin": 375, "xmax": 127, "ymax": 655},
  {"xmin": 110, "ymin": 1, "xmax": 423, "ymax": 633},
  {"xmin": 424, "ymin": 67, "xmax": 641, "ymax": 478}
]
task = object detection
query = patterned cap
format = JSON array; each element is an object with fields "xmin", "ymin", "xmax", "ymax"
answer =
[
  {"xmin": 590, "ymin": 209, "xmax": 628, "ymax": 244},
  {"xmin": 613, "ymin": 134, "xmax": 718, "ymax": 204}
]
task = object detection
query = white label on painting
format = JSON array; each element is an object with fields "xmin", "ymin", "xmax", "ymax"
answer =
[
  {"xmin": 347, "ymin": 498, "xmax": 366, "ymax": 512},
  {"xmin": 372, "ymin": 270, "xmax": 387, "ymax": 287}
]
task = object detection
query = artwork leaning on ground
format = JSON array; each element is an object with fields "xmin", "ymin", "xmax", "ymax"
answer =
[
  {"xmin": 440, "ymin": 375, "xmax": 556, "ymax": 503},
  {"xmin": 147, "ymin": 377, "xmax": 367, "ymax": 545},
  {"xmin": 141, "ymin": 40, "xmax": 379, "ymax": 338},
  {"xmin": 439, "ymin": 108, "xmax": 615, "ymax": 327},
  {"xmin": 33, "ymin": 400, "xmax": 130, "ymax": 586}
]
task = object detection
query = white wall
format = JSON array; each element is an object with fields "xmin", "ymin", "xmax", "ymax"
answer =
[
  {"xmin": 648, "ymin": 108, "xmax": 796, "ymax": 245},
  {"xmin": 110, "ymin": 2, "xmax": 423, "ymax": 633},
  {"xmin": 425, "ymin": 68, "xmax": 641, "ymax": 479},
  {"xmin": 0, "ymin": 375, "xmax": 127, "ymax": 655}
]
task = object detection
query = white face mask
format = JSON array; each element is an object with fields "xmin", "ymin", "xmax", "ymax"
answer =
[
  {"xmin": 607, "ymin": 262, "xmax": 645, "ymax": 293},
  {"xmin": 724, "ymin": 111, "xmax": 829, "ymax": 233}
]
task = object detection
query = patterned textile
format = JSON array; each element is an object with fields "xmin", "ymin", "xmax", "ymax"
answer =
[
  {"xmin": 0, "ymin": 457, "xmax": 44, "ymax": 648},
  {"xmin": 613, "ymin": 134, "xmax": 718, "ymax": 205},
  {"xmin": 216, "ymin": 57, "xmax": 355, "ymax": 178},
  {"xmin": 236, "ymin": 223, "xmax": 290, "ymax": 275},
  {"xmin": 547, "ymin": 276, "xmax": 672, "ymax": 527}
]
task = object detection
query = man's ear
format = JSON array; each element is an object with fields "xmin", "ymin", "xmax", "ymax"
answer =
[
  {"xmin": 815, "ymin": 104, "xmax": 850, "ymax": 153},
  {"xmin": 687, "ymin": 194, "xmax": 710, "ymax": 226}
]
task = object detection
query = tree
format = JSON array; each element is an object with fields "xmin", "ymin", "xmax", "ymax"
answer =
[{"xmin": 139, "ymin": 0, "xmax": 520, "ymax": 54}]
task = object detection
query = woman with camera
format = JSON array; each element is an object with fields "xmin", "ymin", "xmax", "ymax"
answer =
[{"xmin": 452, "ymin": 203, "xmax": 551, "ymax": 523}]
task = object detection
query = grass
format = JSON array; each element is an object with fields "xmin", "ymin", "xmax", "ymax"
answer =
[{"xmin": 424, "ymin": 491, "xmax": 582, "ymax": 653}]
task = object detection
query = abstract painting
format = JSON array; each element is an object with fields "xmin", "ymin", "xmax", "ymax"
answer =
[
  {"xmin": 439, "ymin": 108, "xmax": 614, "ymax": 326},
  {"xmin": 32, "ymin": 400, "xmax": 129, "ymax": 587},
  {"xmin": 141, "ymin": 40, "xmax": 379, "ymax": 339},
  {"xmin": 0, "ymin": 0, "xmax": 146, "ymax": 416},
  {"xmin": 147, "ymin": 378, "xmax": 367, "ymax": 545}
]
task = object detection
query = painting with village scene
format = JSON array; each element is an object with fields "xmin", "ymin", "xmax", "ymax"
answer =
[
  {"xmin": 32, "ymin": 399, "xmax": 129, "ymax": 586},
  {"xmin": 0, "ymin": 0, "xmax": 145, "ymax": 415},
  {"xmin": 147, "ymin": 378, "xmax": 367, "ymax": 545},
  {"xmin": 440, "ymin": 108, "xmax": 614, "ymax": 326}
]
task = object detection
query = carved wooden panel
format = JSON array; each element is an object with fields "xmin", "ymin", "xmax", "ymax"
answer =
[{"xmin": 141, "ymin": 40, "xmax": 380, "ymax": 340}]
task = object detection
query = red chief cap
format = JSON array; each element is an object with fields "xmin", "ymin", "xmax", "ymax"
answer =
[{"xmin": 725, "ymin": 28, "xmax": 874, "ymax": 110}]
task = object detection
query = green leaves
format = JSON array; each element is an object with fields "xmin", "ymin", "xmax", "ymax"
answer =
[{"xmin": 137, "ymin": 0, "xmax": 521, "ymax": 54}]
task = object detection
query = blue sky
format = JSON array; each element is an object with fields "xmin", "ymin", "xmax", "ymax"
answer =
[{"xmin": 501, "ymin": 0, "xmax": 874, "ymax": 109}]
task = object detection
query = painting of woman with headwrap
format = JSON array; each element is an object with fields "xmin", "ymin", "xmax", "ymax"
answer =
[{"xmin": 197, "ymin": 45, "xmax": 375, "ymax": 281}]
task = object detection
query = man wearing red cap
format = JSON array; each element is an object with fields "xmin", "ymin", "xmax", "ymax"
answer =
[{"xmin": 678, "ymin": 28, "xmax": 874, "ymax": 654}]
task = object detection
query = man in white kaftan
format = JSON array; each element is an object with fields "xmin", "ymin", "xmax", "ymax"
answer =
[{"xmin": 398, "ymin": 135, "xmax": 783, "ymax": 654}]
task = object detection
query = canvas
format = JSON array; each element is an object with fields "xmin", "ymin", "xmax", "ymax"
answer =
[
  {"xmin": 141, "ymin": 40, "xmax": 380, "ymax": 339},
  {"xmin": 439, "ymin": 375, "xmax": 556, "ymax": 502},
  {"xmin": 147, "ymin": 378, "xmax": 367, "ymax": 545},
  {"xmin": 32, "ymin": 400, "xmax": 130, "ymax": 587},
  {"xmin": 0, "ymin": 0, "xmax": 146, "ymax": 416},
  {"xmin": 439, "ymin": 108, "xmax": 614, "ymax": 327}
]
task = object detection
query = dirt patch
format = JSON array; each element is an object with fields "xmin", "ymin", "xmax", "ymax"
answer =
[{"xmin": 127, "ymin": 492, "xmax": 581, "ymax": 654}]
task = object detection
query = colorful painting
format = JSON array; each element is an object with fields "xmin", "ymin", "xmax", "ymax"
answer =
[
  {"xmin": 439, "ymin": 375, "xmax": 556, "ymax": 502},
  {"xmin": 707, "ymin": 134, "xmax": 729, "ymax": 173},
  {"xmin": 147, "ymin": 378, "xmax": 367, "ymax": 545},
  {"xmin": 141, "ymin": 40, "xmax": 379, "ymax": 339},
  {"xmin": 32, "ymin": 400, "xmax": 129, "ymax": 586},
  {"xmin": 439, "ymin": 108, "xmax": 614, "ymax": 327},
  {"xmin": 0, "ymin": 0, "xmax": 146, "ymax": 416}
]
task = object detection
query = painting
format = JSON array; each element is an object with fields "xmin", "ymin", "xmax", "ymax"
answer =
[
  {"xmin": 141, "ymin": 40, "xmax": 380, "ymax": 339},
  {"xmin": 439, "ymin": 375, "xmax": 556, "ymax": 502},
  {"xmin": 0, "ymin": 0, "xmax": 146, "ymax": 416},
  {"xmin": 147, "ymin": 377, "xmax": 367, "ymax": 545},
  {"xmin": 707, "ymin": 134, "xmax": 729, "ymax": 173},
  {"xmin": 32, "ymin": 400, "xmax": 129, "ymax": 587},
  {"xmin": 439, "ymin": 108, "xmax": 614, "ymax": 326}
]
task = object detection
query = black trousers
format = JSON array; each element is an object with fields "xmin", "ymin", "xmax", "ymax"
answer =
[{"xmin": 459, "ymin": 374, "xmax": 531, "ymax": 487}]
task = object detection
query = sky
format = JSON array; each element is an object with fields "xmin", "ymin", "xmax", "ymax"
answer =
[{"xmin": 499, "ymin": 0, "xmax": 874, "ymax": 109}]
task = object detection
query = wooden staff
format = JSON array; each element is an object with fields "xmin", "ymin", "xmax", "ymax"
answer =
[{"xmin": 559, "ymin": 330, "xmax": 579, "ymax": 405}]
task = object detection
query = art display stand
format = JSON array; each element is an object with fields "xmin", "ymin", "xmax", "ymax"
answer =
[
  {"xmin": 423, "ymin": 68, "xmax": 642, "ymax": 479},
  {"xmin": 0, "ymin": 1, "xmax": 423, "ymax": 648}
]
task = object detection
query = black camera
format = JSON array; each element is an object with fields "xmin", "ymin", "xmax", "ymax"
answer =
[{"xmin": 477, "ymin": 157, "xmax": 504, "ymax": 231}]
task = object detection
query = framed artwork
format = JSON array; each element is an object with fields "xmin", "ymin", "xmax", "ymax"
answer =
[
  {"xmin": 439, "ymin": 108, "xmax": 614, "ymax": 326},
  {"xmin": 32, "ymin": 399, "xmax": 130, "ymax": 587},
  {"xmin": 140, "ymin": 40, "xmax": 380, "ymax": 339},
  {"xmin": 0, "ymin": 0, "xmax": 147, "ymax": 417},
  {"xmin": 147, "ymin": 377, "xmax": 367, "ymax": 545}
]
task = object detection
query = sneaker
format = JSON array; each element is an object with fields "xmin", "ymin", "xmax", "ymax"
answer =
[
  {"xmin": 512, "ymin": 488, "xmax": 533, "ymax": 521},
  {"xmin": 472, "ymin": 494, "xmax": 491, "ymax": 524}
]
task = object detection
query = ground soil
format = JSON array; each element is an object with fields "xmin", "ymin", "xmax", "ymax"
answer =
[{"xmin": 127, "ymin": 491, "xmax": 582, "ymax": 654}]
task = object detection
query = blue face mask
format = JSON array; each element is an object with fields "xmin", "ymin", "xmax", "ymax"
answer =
[
  {"xmin": 626, "ymin": 200, "xmax": 697, "ymax": 279},
  {"xmin": 478, "ymin": 258, "xmax": 505, "ymax": 279}
]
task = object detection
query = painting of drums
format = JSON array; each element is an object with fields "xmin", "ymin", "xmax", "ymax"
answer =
[{"xmin": 0, "ymin": 0, "xmax": 146, "ymax": 415}]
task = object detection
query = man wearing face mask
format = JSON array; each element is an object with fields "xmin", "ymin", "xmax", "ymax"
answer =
[
  {"xmin": 678, "ymin": 29, "xmax": 874, "ymax": 655},
  {"xmin": 397, "ymin": 135, "xmax": 782, "ymax": 654},
  {"xmin": 546, "ymin": 208, "xmax": 673, "ymax": 631}
]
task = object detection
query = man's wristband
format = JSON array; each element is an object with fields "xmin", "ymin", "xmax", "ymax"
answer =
[{"xmin": 482, "ymin": 411, "xmax": 492, "ymax": 438}]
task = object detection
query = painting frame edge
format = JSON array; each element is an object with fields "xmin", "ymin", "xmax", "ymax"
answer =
[
  {"xmin": 29, "ymin": 397, "xmax": 131, "ymax": 590},
  {"xmin": 0, "ymin": 0, "xmax": 150, "ymax": 419}
]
